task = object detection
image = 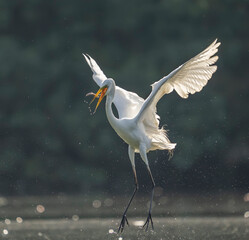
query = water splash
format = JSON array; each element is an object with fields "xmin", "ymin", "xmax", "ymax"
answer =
[{"xmin": 84, "ymin": 100, "xmax": 94, "ymax": 115}]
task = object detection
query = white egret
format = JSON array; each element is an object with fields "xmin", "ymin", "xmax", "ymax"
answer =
[{"xmin": 83, "ymin": 39, "xmax": 220, "ymax": 232}]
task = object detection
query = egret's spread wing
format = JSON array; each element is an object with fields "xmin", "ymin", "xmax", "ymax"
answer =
[
  {"xmin": 135, "ymin": 39, "xmax": 220, "ymax": 123},
  {"xmin": 83, "ymin": 53, "xmax": 107, "ymax": 87},
  {"xmin": 83, "ymin": 54, "xmax": 144, "ymax": 119}
]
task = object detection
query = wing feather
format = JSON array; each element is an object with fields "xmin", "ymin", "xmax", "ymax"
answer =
[
  {"xmin": 135, "ymin": 39, "xmax": 220, "ymax": 122},
  {"xmin": 83, "ymin": 54, "xmax": 107, "ymax": 87},
  {"xmin": 83, "ymin": 54, "xmax": 144, "ymax": 119}
]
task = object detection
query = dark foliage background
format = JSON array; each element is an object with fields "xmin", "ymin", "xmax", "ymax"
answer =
[{"xmin": 0, "ymin": 0, "xmax": 248, "ymax": 195}]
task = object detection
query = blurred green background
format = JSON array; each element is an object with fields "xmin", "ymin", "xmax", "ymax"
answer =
[{"xmin": 0, "ymin": 0, "xmax": 248, "ymax": 196}]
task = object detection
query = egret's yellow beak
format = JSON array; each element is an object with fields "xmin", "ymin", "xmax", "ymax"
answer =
[{"xmin": 90, "ymin": 86, "xmax": 108, "ymax": 113}]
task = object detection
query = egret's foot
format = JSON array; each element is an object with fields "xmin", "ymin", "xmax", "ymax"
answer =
[
  {"xmin": 118, "ymin": 215, "xmax": 129, "ymax": 233},
  {"xmin": 143, "ymin": 212, "xmax": 154, "ymax": 231}
]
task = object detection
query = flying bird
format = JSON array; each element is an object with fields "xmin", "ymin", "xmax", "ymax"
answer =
[{"xmin": 83, "ymin": 39, "xmax": 220, "ymax": 232}]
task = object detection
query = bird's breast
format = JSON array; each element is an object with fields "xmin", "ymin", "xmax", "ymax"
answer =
[{"xmin": 113, "ymin": 119, "xmax": 150, "ymax": 150}]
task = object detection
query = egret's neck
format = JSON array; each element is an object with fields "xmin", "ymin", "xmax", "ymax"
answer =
[{"xmin": 105, "ymin": 88, "xmax": 119, "ymax": 130}]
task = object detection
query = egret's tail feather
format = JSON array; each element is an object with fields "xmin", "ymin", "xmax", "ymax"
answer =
[{"xmin": 149, "ymin": 126, "xmax": 176, "ymax": 156}]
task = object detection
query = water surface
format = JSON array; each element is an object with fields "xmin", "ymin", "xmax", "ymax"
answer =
[{"xmin": 1, "ymin": 217, "xmax": 248, "ymax": 240}]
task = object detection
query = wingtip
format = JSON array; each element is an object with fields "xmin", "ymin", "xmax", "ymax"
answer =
[
  {"xmin": 83, "ymin": 53, "xmax": 92, "ymax": 63},
  {"xmin": 82, "ymin": 53, "xmax": 89, "ymax": 59},
  {"xmin": 213, "ymin": 38, "xmax": 221, "ymax": 47},
  {"xmin": 216, "ymin": 41, "xmax": 221, "ymax": 47},
  {"xmin": 82, "ymin": 53, "xmax": 94, "ymax": 69},
  {"xmin": 86, "ymin": 53, "xmax": 91, "ymax": 59}
]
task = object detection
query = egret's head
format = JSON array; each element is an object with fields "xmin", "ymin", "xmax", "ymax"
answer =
[{"xmin": 88, "ymin": 78, "xmax": 115, "ymax": 113}]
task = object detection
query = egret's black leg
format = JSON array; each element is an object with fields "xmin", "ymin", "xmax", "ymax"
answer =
[
  {"xmin": 143, "ymin": 167, "xmax": 155, "ymax": 231},
  {"xmin": 118, "ymin": 168, "xmax": 138, "ymax": 233}
]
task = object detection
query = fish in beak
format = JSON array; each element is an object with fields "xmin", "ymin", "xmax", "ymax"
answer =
[{"xmin": 88, "ymin": 86, "xmax": 108, "ymax": 113}]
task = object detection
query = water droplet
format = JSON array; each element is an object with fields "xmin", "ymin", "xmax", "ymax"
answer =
[
  {"xmin": 72, "ymin": 215, "xmax": 79, "ymax": 221},
  {"xmin": 84, "ymin": 100, "xmax": 94, "ymax": 115},
  {"xmin": 108, "ymin": 229, "xmax": 114, "ymax": 234},
  {"xmin": 36, "ymin": 204, "xmax": 45, "ymax": 213},
  {"xmin": 92, "ymin": 199, "xmax": 101, "ymax": 208},
  {"xmin": 5, "ymin": 219, "xmax": 11, "ymax": 225},
  {"xmin": 244, "ymin": 211, "xmax": 249, "ymax": 218},
  {"xmin": 16, "ymin": 217, "xmax": 23, "ymax": 223},
  {"xmin": 133, "ymin": 220, "xmax": 145, "ymax": 226},
  {"xmin": 244, "ymin": 193, "xmax": 249, "ymax": 202}
]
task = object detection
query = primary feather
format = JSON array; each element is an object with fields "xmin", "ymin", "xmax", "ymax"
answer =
[
  {"xmin": 136, "ymin": 39, "xmax": 220, "ymax": 121},
  {"xmin": 133, "ymin": 39, "xmax": 220, "ymax": 151}
]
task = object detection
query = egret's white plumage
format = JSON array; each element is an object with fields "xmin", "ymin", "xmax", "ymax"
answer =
[{"xmin": 83, "ymin": 39, "xmax": 220, "ymax": 232}]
